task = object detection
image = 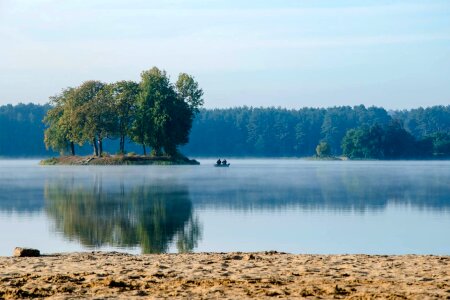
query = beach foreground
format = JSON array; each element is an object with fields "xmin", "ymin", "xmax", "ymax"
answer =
[{"xmin": 0, "ymin": 252, "xmax": 449, "ymax": 299}]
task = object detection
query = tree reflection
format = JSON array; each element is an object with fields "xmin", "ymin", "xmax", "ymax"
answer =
[{"xmin": 44, "ymin": 176, "xmax": 201, "ymax": 253}]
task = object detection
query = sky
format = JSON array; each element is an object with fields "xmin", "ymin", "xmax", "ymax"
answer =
[{"xmin": 0, "ymin": 0, "xmax": 449, "ymax": 109}]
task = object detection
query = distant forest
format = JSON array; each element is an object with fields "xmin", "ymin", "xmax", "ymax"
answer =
[{"xmin": 0, "ymin": 103, "xmax": 449, "ymax": 158}]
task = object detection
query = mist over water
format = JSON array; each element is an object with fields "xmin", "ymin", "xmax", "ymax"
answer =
[{"xmin": 0, "ymin": 159, "xmax": 449, "ymax": 255}]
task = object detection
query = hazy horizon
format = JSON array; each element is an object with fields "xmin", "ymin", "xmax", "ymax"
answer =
[{"xmin": 1, "ymin": 0, "xmax": 449, "ymax": 109}]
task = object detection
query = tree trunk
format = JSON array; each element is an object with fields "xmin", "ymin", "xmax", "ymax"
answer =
[
  {"xmin": 70, "ymin": 142, "xmax": 75, "ymax": 156},
  {"xmin": 120, "ymin": 135, "xmax": 125, "ymax": 154},
  {"xmin": 93, "ymin": 138, "xmax": 99, "ymax": 157},
  {"xmin": 98, "ymin": 138, "xmax": 103, "ymax": 156},
  {"xmin": 143, "ymin": 144, "xmax": 147, "ymax": 156}
]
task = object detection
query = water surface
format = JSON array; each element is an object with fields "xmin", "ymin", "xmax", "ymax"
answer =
[{"xmin": 0, "ymin": 159, "xmax": 449, "ymax": 255}]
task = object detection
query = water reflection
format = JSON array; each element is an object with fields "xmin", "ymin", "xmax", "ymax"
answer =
[
  {"xmin": 0, "ymin": 161, "xmax": 449, "ymax": 255},
  {"xmin": 189, "ymin": 163, "xmax": 450, "ymax": 212},
  {"xmin": 44, "ymin": 176, "xmax": 201, "ymax": 253}
]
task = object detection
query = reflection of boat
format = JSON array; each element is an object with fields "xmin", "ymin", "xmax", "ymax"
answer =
[{"xmin": 214, "ymin": 163, "xmax": 230, "ymax": 167}]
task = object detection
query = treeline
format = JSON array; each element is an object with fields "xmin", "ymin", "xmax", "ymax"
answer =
[
  {"xmin": 0, "ymin": 103, "xmax": 51, "ymax": 156},
  {"xmin": 0, "ymin": 103, "xmax": 449, "ymax": 158},
  {"xmin": 183, "ymin": 105, "xmax": 450, "ymax": 158},
  {"xmin": 44, "ymin": 67, "xmax": 203, "ymax": 157},
  {"xmin": 186, "ymin": 105, "xmax": 392, "ymax": 156}
]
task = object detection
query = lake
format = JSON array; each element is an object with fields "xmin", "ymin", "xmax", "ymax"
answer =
[{"xmin": 0, "ymin": 159, "xmax": 449, "ymax": 256}]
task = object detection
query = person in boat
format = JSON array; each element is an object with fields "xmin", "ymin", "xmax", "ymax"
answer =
[
  {"xmin": 222, "ymin": 159, "xmax": 227, "ymax": 165},
  {"xmin": 216, "ymin": 159, "xmax": 221, "ymax": 165}
]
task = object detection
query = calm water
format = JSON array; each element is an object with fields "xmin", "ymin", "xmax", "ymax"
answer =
[{"xmin": 0, "ymin": 159, "xmax": 449, "ymax": 256}]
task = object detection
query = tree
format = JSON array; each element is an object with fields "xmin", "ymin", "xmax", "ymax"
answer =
[
  {"xmin": 68, "ymin": 81, "xmax": 106, "ymax": 154},
  {"xmin": 134, "ymin": 67, "xmax": 172, "ymax": 156},
  {"xmin": 111, "ymin": 81, "xmax": 139, "ymax": 154},
  {"xmin": 80, "ymin": 83, "xmax": 117, "ymax": 156},
  {"xmin": 321, "ymin": 106, "xmax": 357, "ymax": 154},
  {"xmin": 131, "ymin": 103, "xmax": 148, "ymax": 155},
  {"xmin": 342, "ymin": 122, "xmax": 419, "ymax": 159},
  {"xmin": 134, "ymin": 67, "xmax": 204, "ymax": 156},
  {"xmin": 43, "ymin": 104, "xmax": 69, "ymax": 155},
  {"xmin": 176, "ymin": 73, "xmax": 204, "ymax": 113},
  {"xmin": 44, "ymin": 88, "xmax": 76, "ymax": 155},
  {"xmin": 43, "ymin": 81, "xmax": 109, "ymax": 157},
  {"xmin": 316, "ymin": 141, "xmax": 331, "ymax": 157},
  {"xmin": 341, "ymin": 125, "xmax": 384, "ymax": 159},
  {"xmin": 165, "ymin": 73, "xmax": 204, "ymax": 156}
]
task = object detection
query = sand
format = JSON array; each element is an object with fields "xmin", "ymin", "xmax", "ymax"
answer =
[{"xmin": 0, "ymin": 251, "xmax": 449, "ymax": 299}]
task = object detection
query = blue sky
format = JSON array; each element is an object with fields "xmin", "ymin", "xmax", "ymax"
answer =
[{"xmin": 0, "ymin": 0, "xmax": 449, "ymax": 108}]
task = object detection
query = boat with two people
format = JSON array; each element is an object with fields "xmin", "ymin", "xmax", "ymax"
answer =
[{"xmin": 215, "ymin": 159, "xmax": 230, "ymax": 167}]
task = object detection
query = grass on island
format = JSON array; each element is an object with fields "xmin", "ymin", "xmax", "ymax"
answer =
[{"xmin": 40, "ymin": 153, "xmax": 199, "ymax": 166}]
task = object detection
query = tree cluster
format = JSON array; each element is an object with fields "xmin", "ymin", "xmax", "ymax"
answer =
[
  {"xmin": 342, "ymin": 121, "xmax": 450, "ymax": 159},
  {"xmin": 43, "ymin": 67, "xmax": 203, "ymax": 157}
]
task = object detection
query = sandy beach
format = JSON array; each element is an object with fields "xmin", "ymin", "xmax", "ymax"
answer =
[{"xmin": 0, "ymin": 251, "xmax": 449, "ymax": 299}]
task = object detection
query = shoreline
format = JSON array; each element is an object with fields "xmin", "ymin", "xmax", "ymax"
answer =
[
  {"xmin": 40, "ymin": 155, "xmax": 200, "ymax": 166},
  {"xmin": 1, "ymin": 252, "xmax": 449, "ymax": 299}
]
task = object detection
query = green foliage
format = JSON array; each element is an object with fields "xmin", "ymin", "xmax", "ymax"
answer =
[
  {"xmin": 43, "ymin": 88, "xmax": 77, "ymax": 154},
  {"xmin": 44, "ymin": 81, "xmax": 108, "ymax": 156},
  {"xmin": 111, "ymin": 81, "xmax": 139, "ymax": 153},
  {"xmin": 316, "ymin": 141, "xmax": 331, "ymax": 157},
  {"xmin": 341, "ymin": 125, "xmax": 384, "ymax": 159},
  {"xmin": 321, "ymin": 105, "xmax": 391, "ymax": 154},
  {"xmin": 176, "ymin": 73, "xmax": 204, "ymax": 113},
  {"xmin": 71, "ymin": 81, "xmax": 106, "ymax": 146},
  {"xmin": 133, "ymin": 67, "xmax": 203, "ymax": 156},
  {"xmin": 342, "ymin": 121, "xmax": 430, "ymax": 159},
  {"xmin": 134, "ymin": 67, "xmax": 170, "ymax": 155},
  {"xmin": 43, "ymin": 104, "xmax": 69, "ymax": 155},
  {"xmin": 79, "ymin": 82, "xmax": 115, "ymax": 143}
]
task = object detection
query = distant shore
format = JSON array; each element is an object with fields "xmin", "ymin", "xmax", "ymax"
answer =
[
  {"xmin": 40, "ymin": 155, "xmax": 200, "ymax": 166},
  {"xmin": 1, "ymin": 252, "xmax": 448, "ymax": 299}
]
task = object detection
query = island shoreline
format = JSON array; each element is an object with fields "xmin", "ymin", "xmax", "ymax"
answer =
[{"xmin": 40, "ymin": 155, "xmax": 200, "ymax": 166}]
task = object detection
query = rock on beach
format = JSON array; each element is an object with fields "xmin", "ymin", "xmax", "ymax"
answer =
[{"xmin": 13, "ymin": 247, "xmax": 40, "ymax": 257}]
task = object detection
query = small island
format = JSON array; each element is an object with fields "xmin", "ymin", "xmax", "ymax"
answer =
[
  {"xmin": 41, "ymin": 67, "xmax": 203, "ymax": 165},
  {"xmin": 40, "ymin": 154, "xmax": 199, "ymax": 166}
]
